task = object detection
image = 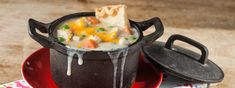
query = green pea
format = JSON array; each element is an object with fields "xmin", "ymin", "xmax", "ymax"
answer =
[
  {"xmin": 60, "ymin": 25, "xmax": 69, "ymax": 30},
  {"xmin": 132, "ymin": 36, "xmax": 137, "ymax": 40},
  {"xmin": 58, "ymin": 37, "xmax": 65, "ymax": 42},
  {"xmin": 96, "ymin": 27, "xmax": 105, "ymax": 32},
  {"xmin": 108, "ymin": 26, "xmax": 114, "ymax": 28},
  {"xmin": 81, "ymin": 34, "xmax": 86, "ymax": 38},
  {"xmin": 64, "ymin": 25, "xmax": 70, "ymax": 29}
]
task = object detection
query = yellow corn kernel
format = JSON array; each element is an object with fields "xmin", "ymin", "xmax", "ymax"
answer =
[
  {"xmin": 95, "ymin": 32, "xmax": 119, "ymax": 43},
  {"xmin": 75, "ymin": 18, "xmax": 86, "ymax": 28},
  {"xmin": 77, "ymin": 42, "xmax": 83, "ymax": 48},
  {"xmin": 68, "ymin": 22, "xmax": 82, "ymax": 34},
  {"xmin": 66, "ymin": 33, "xmax": 73, "ymax": 43},
  {"xmin": 85, "ymin": 27, "xmax": 95, "ymax": 35},
  {"xmin": 109, "ymin": 32, "xmax": 117, "ymax": 39},
  {"xmin": 77, "ymin": 39, "xmax": 87, "ymax": 48}
]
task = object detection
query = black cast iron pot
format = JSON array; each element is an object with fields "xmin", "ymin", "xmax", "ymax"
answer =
[{"xmin": 28, "ymin": 12, "xmax": 164, "ymax": 88}]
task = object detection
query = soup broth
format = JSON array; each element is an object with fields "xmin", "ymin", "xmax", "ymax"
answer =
[{"xmin": 57, "ymin": 16, "xmax": 139, "ymax": 51}]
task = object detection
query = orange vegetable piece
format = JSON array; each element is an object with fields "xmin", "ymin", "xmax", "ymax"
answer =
[
  {"xmin": 82, "ymin": 39, "xmax": 98, "ymax": 48},
  {"xmin": 87, "ymin": 17, "xmax": 100, "ymax": 25},
  {"xmin": 124, "ymin": 25, "xmax": 132, "ymax": 35}
]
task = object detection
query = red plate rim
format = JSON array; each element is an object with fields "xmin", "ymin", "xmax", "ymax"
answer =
[{"xmin": 21, "ymin": 48, "xmax": 163, "ymax": 88}]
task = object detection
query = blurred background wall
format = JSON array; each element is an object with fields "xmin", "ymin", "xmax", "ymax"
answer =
[{"xmin": 1, "ymin": 0, "xmax": 234, "ymax": 29}]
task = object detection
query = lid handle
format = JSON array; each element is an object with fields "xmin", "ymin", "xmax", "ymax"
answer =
[{"xmin": 165, "ymin": 34, "xmax": 209, "ymax": 64}]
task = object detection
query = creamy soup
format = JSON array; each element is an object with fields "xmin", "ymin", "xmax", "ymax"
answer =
[{"xmin": 57, "ymin": 16, "xmax": 139, "ymax": 51}]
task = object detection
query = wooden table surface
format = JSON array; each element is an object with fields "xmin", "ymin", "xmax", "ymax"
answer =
[{"xmin": 0, "ymin": 0, "xmax": 234, "ymax": 87}]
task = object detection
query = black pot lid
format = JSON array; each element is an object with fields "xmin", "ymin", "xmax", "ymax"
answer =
[{"xmin": 143, "ymin": 34, "xmax": 224, "ymax": 83}]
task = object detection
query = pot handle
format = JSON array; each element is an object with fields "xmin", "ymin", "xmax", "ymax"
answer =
[
  {"xmin": 132, "ymin": 17, "xmax": 164, "ymax": 44},
  {"xmin": 165, "ymin": 34, "xmax": 209, "ymax": 64},
  {"xmin": 28, "ymin": 18, "xmax": 52, "ymax": 48}
]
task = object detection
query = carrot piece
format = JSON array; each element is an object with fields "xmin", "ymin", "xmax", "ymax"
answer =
[
  {"xmin": 82, "ymin": 39, "xmax": 98, "ymax": 48},
  {"xmin": 87, "ymin": 17, "xmax": 100, "ymax": 25},
  {"xmin": 124, "ymin": 25, "xmax": 132, "ymax": 35}
]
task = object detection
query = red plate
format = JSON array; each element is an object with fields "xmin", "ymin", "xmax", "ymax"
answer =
[{"xmin": 22, "ymin": 48, "xmax": 163, "ymax": 88}]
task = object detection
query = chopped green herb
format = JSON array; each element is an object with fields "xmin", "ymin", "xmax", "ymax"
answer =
[
  {"xmin": 108, "ymin": 26, "xmax": 114, "ymax": 28},
  {"xmin": 60, "ymin": 25, "xmax": 70, "ymax": 30},
  {"xmin": 58, "ymin": 37, "xmax": 65, "ymax": 42},
  {"xmin": 64, "ymin": 25, "xmax": 70, "ymax": 29},
  {"xmin": 124, "ymin": 37, "xmax": 128, "ymax": 40},
  {"xmin": 131, "ymin": 36, "xmax": 137, "ymax": 40},
  {"xmin": 96, "ymin": 28, "xmax": 105, "ymax": 32},
  {"xmin": 81, "ymin": 34, "xmax": 86, "ymax": 38}
]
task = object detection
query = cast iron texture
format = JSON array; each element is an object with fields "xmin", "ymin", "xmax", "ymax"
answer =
[
  {"xmin": 143, "ymin": 34, "xmax": 224, "ymax": 83},
  {"xmin": 28, "ymin": 12, "xmax": 164, "ymax": 88}
]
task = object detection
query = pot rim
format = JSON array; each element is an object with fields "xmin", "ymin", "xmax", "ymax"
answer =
[
  {"xmin": 48, "ymin": 12, "xmax": 144, "ymax": 53},
  {"xmin": 28, "ymin": 12, "xmax": 164, "ymax": 55}
]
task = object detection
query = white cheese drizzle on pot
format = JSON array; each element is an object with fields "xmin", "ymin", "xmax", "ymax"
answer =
[
  {"xmin": 66, "ymin": 47, "xmax": 86, "ymax": 76},
  {"xmin": 108, "ymin": 48, "xmax": 129, "ymax": 88},
  {"xmin": 67, "ymin": 52, "xmax": 75, "ymax": 76},
  {"xmin": 119, "ymin": 49, "xmax": 128, "ymax": 88}
]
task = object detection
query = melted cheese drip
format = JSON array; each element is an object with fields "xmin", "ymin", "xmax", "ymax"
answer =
[
  {"xmin": 120, "ymin": 49, "xmax": 128, "ymax": 88},
  {"xmin": 68, "ymin": 21, "xmax": 119, "ymax": 44},
  {"xmin": 67, "ymin": 47, "xmax": 86, "ymax": 76},
  {"xmin": 67, "ymin": 52, "xmax": 74, "ymax": 76},
  {"xmin": 108, "ymin": 48, "xmax": 129, "ymax": 88}
]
